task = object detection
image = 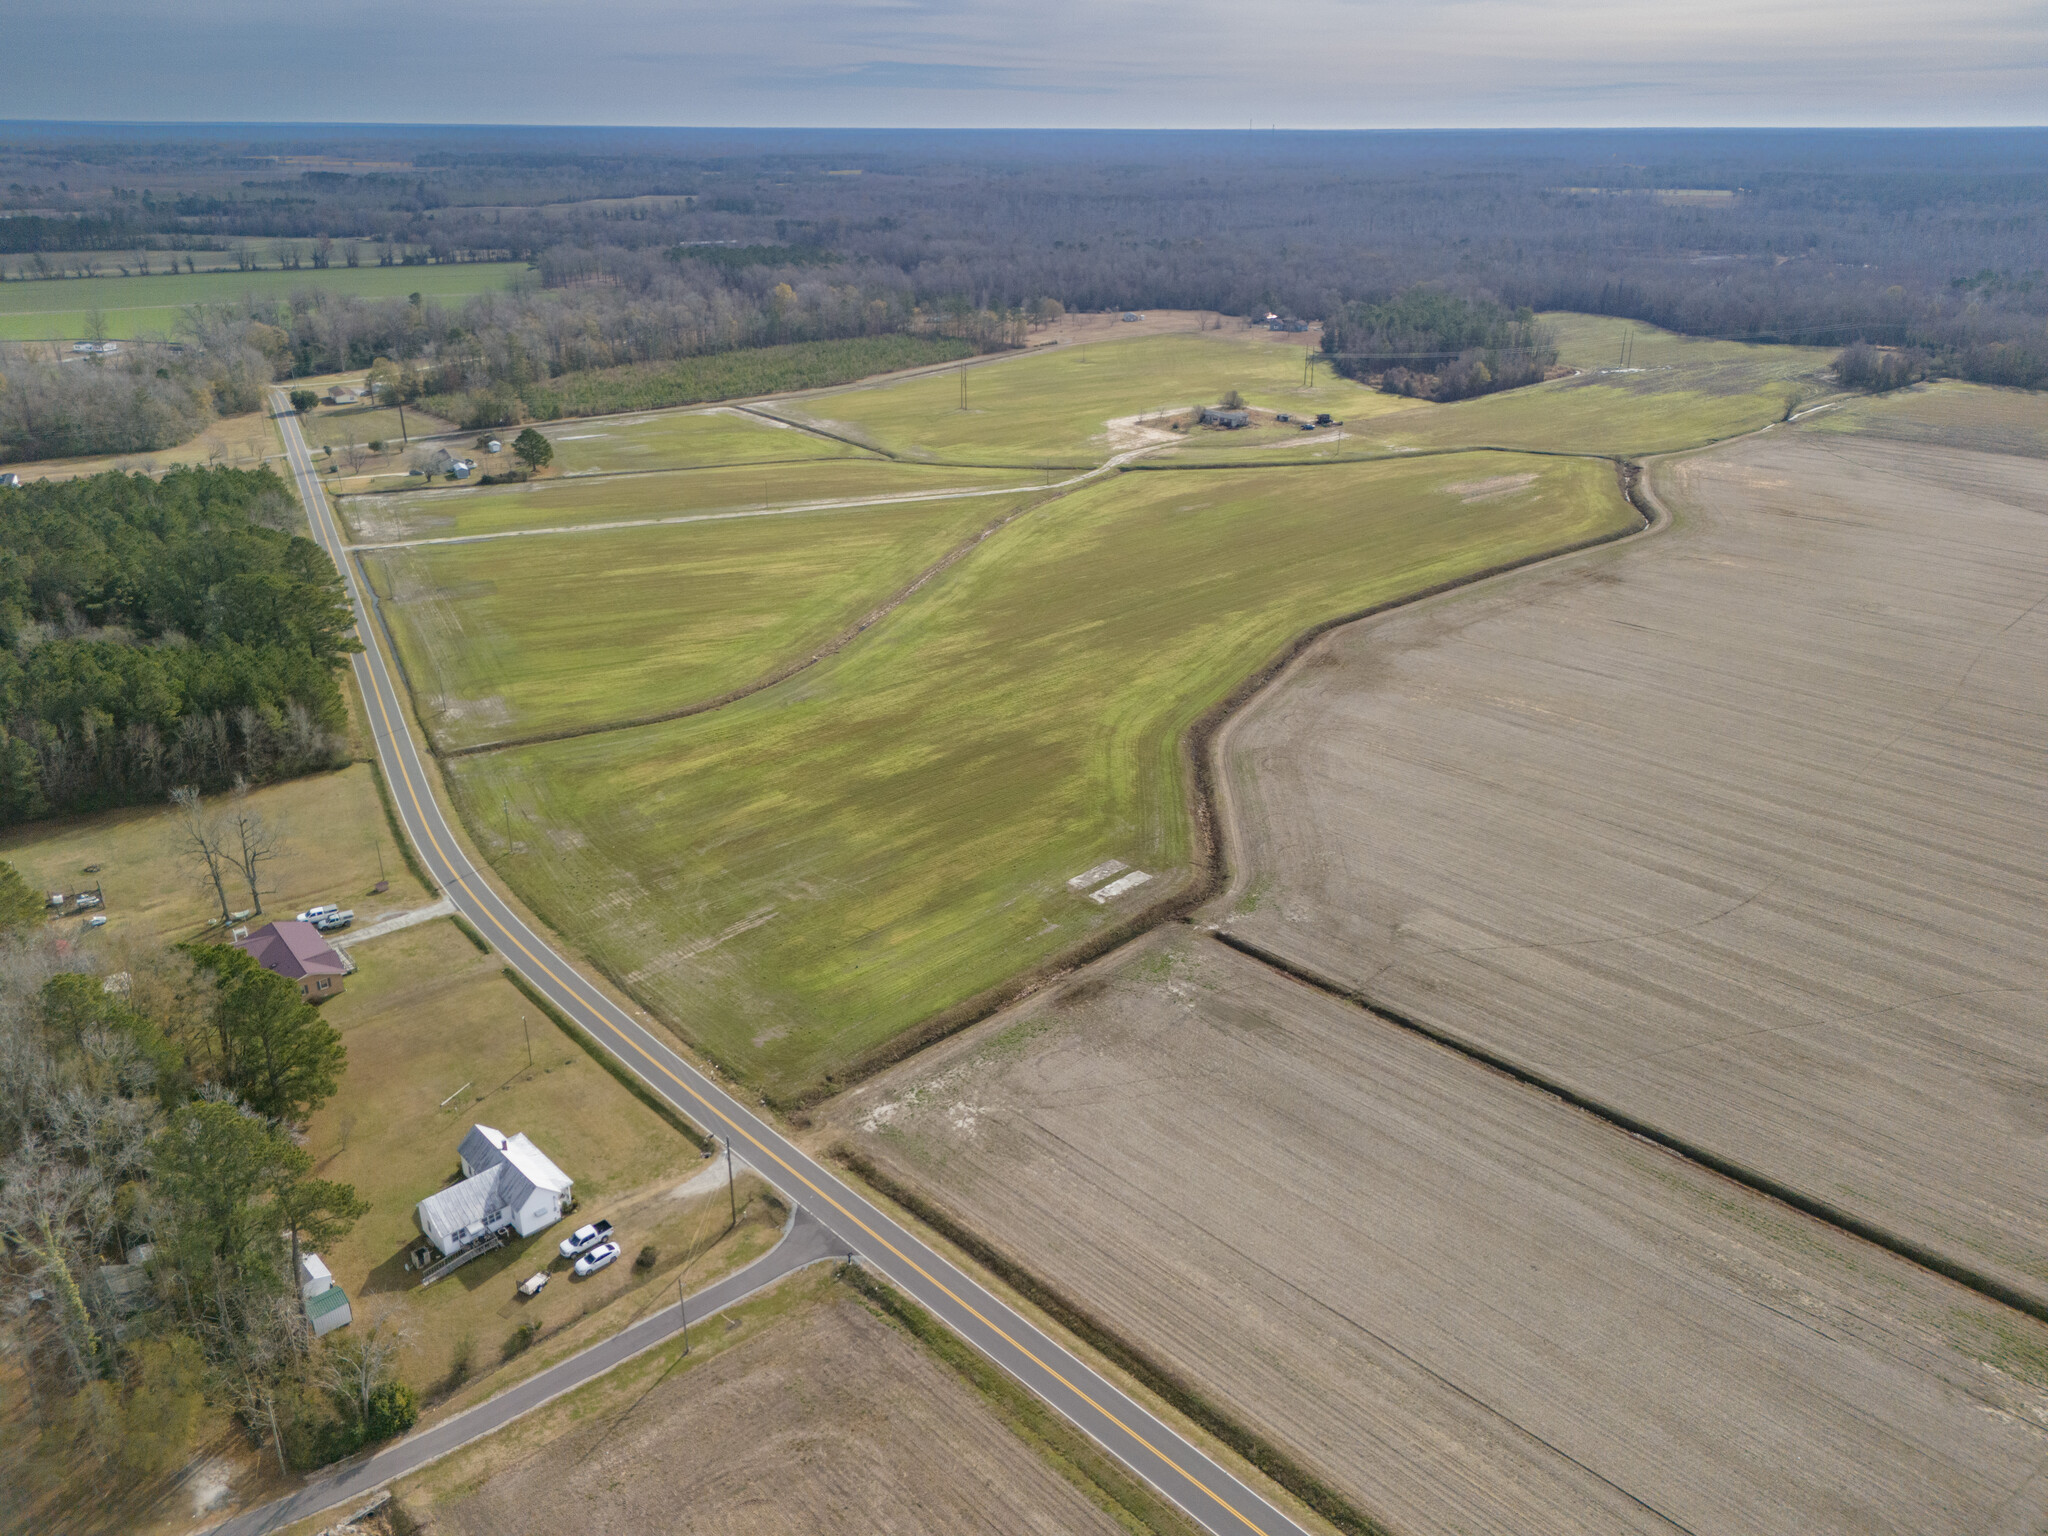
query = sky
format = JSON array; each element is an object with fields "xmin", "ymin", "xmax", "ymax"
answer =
[{"xmin": 7, "ymin": 0, "xmax": 2046, "ymax": 127}]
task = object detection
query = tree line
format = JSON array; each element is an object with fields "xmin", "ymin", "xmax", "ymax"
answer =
[{"xmin": 0, "ymin": 466, "xmax": 353, "ymax": 825}]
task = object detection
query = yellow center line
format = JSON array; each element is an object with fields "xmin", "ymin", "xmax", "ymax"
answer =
[{"xmin": 285, "ymin": 395, "xmax": 1280, "ymax": 1536}]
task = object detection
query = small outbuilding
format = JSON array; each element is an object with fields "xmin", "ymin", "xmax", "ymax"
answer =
[
  {"xmin": 235, "ymin": 919, "xmax": 348, "ymax": 1001},
  {"xmin": 415, "ymin": 1123, "xmax": 574, "ymax": 1258},
  {"xmin": 326, "ymin": 386, "xmax": 361, "ymax": 406},
  {"xmin": 300, "ymin": 1252, "xmax": 353, "ymax": 1336},
  {"xmin": 1200, "ymin": 407, "xmax": 1250, "ymax": 428}
]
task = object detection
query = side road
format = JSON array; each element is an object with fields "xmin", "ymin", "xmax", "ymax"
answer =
[
  {"xmin": 267, "ymin": 389, "xmax": 1316, "ymax": 1536},
  {"xmin": 206, "ymin": 1208, "xmax": 846, "ymax": 1536}
]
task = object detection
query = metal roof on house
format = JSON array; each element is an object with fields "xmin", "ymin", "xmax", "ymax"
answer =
[
  {"xmin": 461, "ymin": 1124, "xmax": 572, "ymax": 1195},
  {"xmin": 416, "ymin": 1167, "xmax": 504, "ymax": 1252},
  {"xmin": 236, "ymin": 920, "xmax": 348, "ymax": 981}
]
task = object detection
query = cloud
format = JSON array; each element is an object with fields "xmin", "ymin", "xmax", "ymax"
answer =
[{"xmin": 0, "ymin": 0, "xmax": 2043, "ymax": 125}]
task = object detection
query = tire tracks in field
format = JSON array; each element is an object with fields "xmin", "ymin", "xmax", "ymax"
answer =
[{"xmin": 420, "ymin": 443, "xmax": 1169, "ymax": 759}]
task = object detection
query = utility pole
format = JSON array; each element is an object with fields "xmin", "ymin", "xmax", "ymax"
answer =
[
  {"xmin": 725, "ymin": 1137, "xmax": 737, "ymax": 1231},
  {"xmin": 678, "ymin": 1274, "xmax": 690, "ymax": 1356},
  {"xmin": 959, "ymin": 366, "xmax": 968, "ymax": 412},
  {"xmin": 522, "ymin": 1012, "xmax": 532, "ymax": 1070},
  {"xmin": 503, "ymin": 799, "xmax": 512, "ymax": 853}
]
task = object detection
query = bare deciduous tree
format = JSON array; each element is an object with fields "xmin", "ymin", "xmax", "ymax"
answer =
[
  {"xmin": 221, "ymin": 778, "xmax": 285, "ymax": 917},
  {"xmin": 170, "ymin": 787, "xmax": 234, "ymax": 925},
  {"xmin": 317, "ymin": 1308, "xmax": 408, "ymax": 1426}
]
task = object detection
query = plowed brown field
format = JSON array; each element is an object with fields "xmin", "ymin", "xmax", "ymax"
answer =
[
  {"xmin": 832, "ymin": 930, "xmax": 2048, "ymax": 1536},
  {"xmin": 1218, "ymin": 427, "xmax": 2048, "ymax": 1308},
  {"xmin": 421, "ymin": 1275, "xmax": 1127, "ymax": 1536}
]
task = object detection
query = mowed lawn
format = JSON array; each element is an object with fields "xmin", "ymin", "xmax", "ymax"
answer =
[
  {"xmin": 301, "ymin": 918, "xmax": 705, "ymax": 1395},
  {"xmin": 341, "ymin": 459, "xmax": 1033, "ymax": 543},
  {"xmin": 0, "ymin": 262, "xmax": 526, "ymax": 340},
  {"xmin": 771, "ymin": 330, "xmax": 1399, "ymax": 465},
  {"xmin": 364, "ymin": 491, "xmax": 1042, "ymax": 750},
  {"xmin": 447, "ymin": 452, "xmax": 1634, "ymax": 1101},
  {"xmin": 0, "ymin": 763, "xmax": 431, "ymax": 950},
  {"xmin": 541, "ymin": 407, "xmax": 881, "ymax": 475}
]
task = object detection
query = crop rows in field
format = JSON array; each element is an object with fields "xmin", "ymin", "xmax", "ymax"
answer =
[
  {"xmin": 830, "ymin": 929, "xmax": 2048, "ymax": 1536},
  {"xmin": 1222, "ymin": 425, "xmax": 2048, "ymax": 1311}
]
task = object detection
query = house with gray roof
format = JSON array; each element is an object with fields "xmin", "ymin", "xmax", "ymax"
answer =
[{"xmin": 415, "ymin": 1123, "xmax": 574, "ymax": 1257}]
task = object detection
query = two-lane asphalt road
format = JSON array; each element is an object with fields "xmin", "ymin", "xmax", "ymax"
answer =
[
  {"xmin": 212, "ymin": 1208, "xmax": 846, "ymax": 1536},
  {"xmin": 270, "ymin": 395, "xmax": 1314, "ymax": 1536}
]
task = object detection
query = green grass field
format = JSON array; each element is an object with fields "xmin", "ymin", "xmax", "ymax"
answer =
[
  {"xmin": 445, "ymin": 452, "xmax": 1632, "ymax": 1101},
  {"xmin": 540, "ymin": 407, "xmax": 878, "ymax": 474},
  {"xmin": 341, "ymin": 459, "xmax": 1034, "ymax": 543},
  {"xmin": 364, "ymin": 491, "xmax": 1042, "ymax": 750},
  {"xmin": 0, "ymin": 262, "xmax": 527, "ymax": 340},
  {"xmin": 771, "ymin": 331, "xmax": 1399, "ymax": 465},
  {"xmin": 1158, "ymin": 314, "xmax": 1837, "ymax": 463}
]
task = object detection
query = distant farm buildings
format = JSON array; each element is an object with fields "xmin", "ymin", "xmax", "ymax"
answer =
[
  {"xmin": 1200, "ymin": 406, "xmax": 1250, "ymax": 428},
  {"xmin": 235, "ymin": 919, "xmax": 349, "ymax": 1001}
]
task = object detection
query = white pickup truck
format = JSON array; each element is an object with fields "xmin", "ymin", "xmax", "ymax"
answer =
[{"xmin": 559, "ymin": 1220, "xmax": 613, "ymax": 1260}]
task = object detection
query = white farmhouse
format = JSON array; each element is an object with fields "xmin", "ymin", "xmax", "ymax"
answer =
[{"xmin": 415, "ymin": 1123, "xmax": 574, "ymax": 1257}]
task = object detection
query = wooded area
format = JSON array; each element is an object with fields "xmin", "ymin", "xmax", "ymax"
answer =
[
  {"xmin": 0, "ymin": 467, "xmax": 353, "ymax": 823},
  {"xmin": 1, "ymin": 127, "xmax": 2042, "ymax": 465}
]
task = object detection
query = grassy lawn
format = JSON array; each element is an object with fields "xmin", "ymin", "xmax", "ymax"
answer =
[
  {"xmin": 0, "ymin": 763, "xmax": 433, "ymax": 951},
  {"xmin": 541, "ymin": 405, "xmax": 882, "ymax": 474},
  {"xmin": 771, "ymin": 330, "xmax": 1400, "ymax": 465},
  {"xmin": 300, "ymin": 917, "xmax": 743, "ymax": 1400},
  {"xmin": 0, "ymin": 263, "xmax": 527, "ymax": 340},
  {"xmin": 338, "ymin": 458, "xmax": 1034, "ymax": 542},
  {"xmin": 446, "ymin": 451, "xmax": 1632, "ymax": 1102},
  {"xmin": 363, "ymin": 491, "xmax": 1042, "ymax": 750}
]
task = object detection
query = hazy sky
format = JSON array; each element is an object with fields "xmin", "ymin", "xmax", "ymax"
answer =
[{"xmin": 8, "ymin": 0, "xmax": 2045, "ymax": 127}]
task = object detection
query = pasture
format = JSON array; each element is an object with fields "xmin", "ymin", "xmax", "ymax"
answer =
[
  {"xmin": 0, "ymin": 262, "xmax": 525, "ymax": 340},
  {"xmin": 766, "ymin": 329, "xmax": 1398, "ymax": 464},
  {"xmin": 339, "ymin": 458, "xmax": 1031, "ymax": 543},
  {"xmin": 541, "ymin": 406, "xmax": 878, "ymax": 474},
  {"xmin": 363, "ymin": 491, "xmax": 1043, "ymax": 750},
  {"xmin": 1220, "ymin": 427, "xmax": 2048, "ymax": 1310},
  {"xmin": 444, "ymin": 451, "xmax": 1632, "ymax": 1101},
  {"xmin": 833, "ymin": 929, "xmax": 2048, "ymax": 1536},
  {"xmin": 1161, "ymin": 313, "xmax": 1834, "ymax": 463}
]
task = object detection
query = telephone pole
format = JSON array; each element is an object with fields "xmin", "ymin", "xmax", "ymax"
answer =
[{"xmin": 725, "ymin": 1138, "xmax": 737, "ymax": 1230}]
